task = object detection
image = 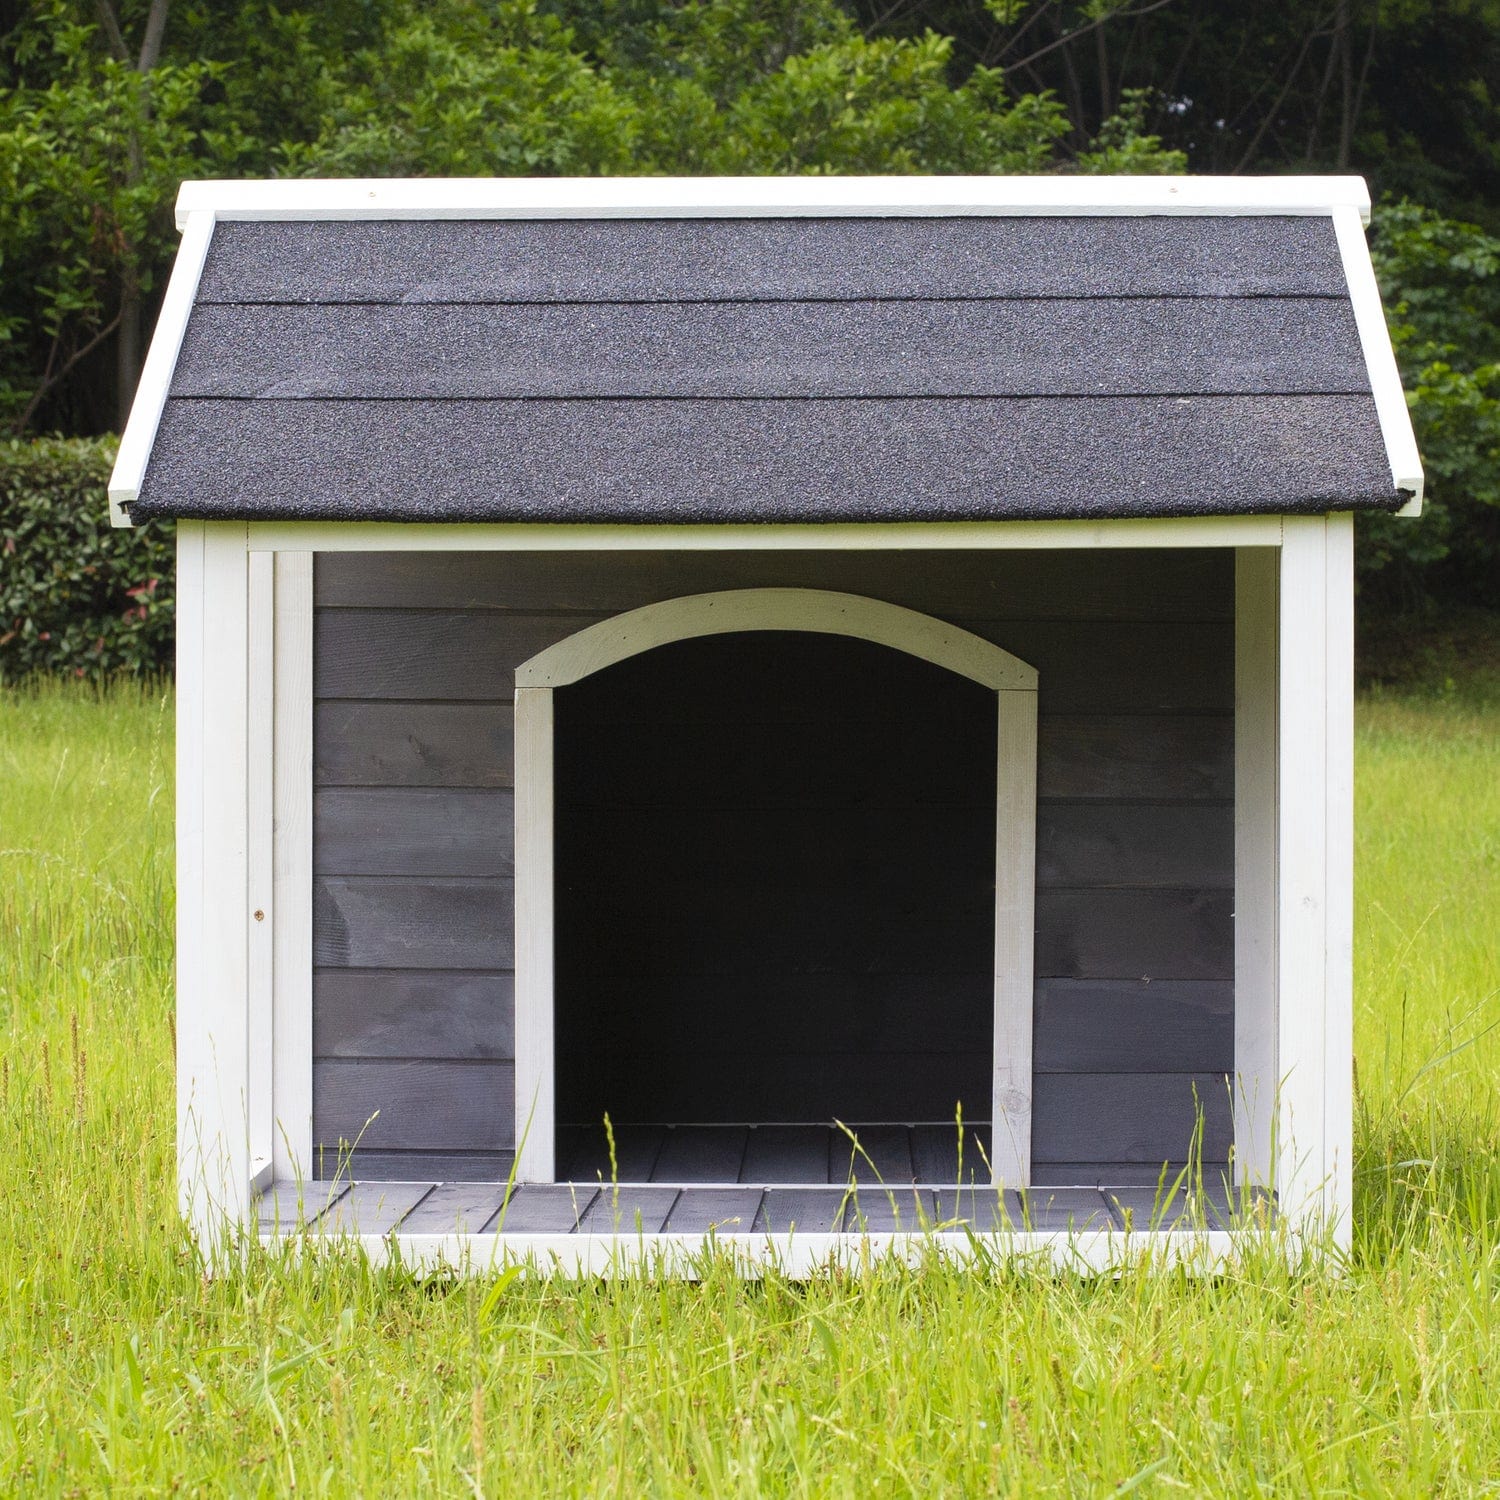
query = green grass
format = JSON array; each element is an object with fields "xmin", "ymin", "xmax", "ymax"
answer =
[{"xmin": 2, "ymin": 674, "xmax": 1497, "ymax": 1496}]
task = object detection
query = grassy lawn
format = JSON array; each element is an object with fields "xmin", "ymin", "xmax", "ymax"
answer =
[{"xmin": 1, "ymin": 672, "xmax": 1497, "ymax": 1495}]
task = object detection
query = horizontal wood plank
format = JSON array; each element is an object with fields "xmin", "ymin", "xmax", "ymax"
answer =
[
  {"xmin": 315, "ymin": 610, "xmax": 602, "ymax": 700},
  {"xmin": 1038, "ymin": 715, "xmax": 1233, "ymax": 800},
  {"xmin": 1032, "ymin": 979, "xmax": 1233, "ymax": 1073},
  {"xmin": 315, "ymin": 788, "xmax": 514, "ymax": 877},
  {"xmin": 662, "ymin": 1188, "xmax": 766, "ymax": 1233},
  {"xmin": 314, "ymin": 548, "xmax": 1234, "ymax": 622},
  {"xmin": 313, "ymin": 1059, "xmax": 514, "ymax": 1152},
  {"xmin": 1031, "ymin": 1073, "xmax": 1233, "ymax": 1163},
  {"xmin": 1035, "ymin": 803, "xmax": 1233, "ymax": 889},
  {"xmin": 314, "ymin": 877, "xmax": 513, "ymax": 969},
  {"xmin": 1035, "ymin": 889, "xmax": 1234, "ymax": 980},
  {"xmin": 314, "ymin": 701, "xmax": 514, "ymax": 787},
  {"xmin": 315, "ymin": 1148, "xmax": 514, "ymax": 1182},
  {"xmin": 313, "ymin": 970, "xmax": 514, "ymax": 1060}
]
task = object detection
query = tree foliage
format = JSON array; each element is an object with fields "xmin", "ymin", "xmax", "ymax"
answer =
[{"xmin": 0, "ymin": 0, "xmax": 1497, "ymax": 608}]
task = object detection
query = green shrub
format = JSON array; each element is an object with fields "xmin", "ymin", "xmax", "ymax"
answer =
[{"xmin": 0, "ymin": 436, "xmax": 173, "ymax": 679}]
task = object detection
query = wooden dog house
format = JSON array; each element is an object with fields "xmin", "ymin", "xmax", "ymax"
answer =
[{"xmin": 110, "ymin": 176, "xmax": 1420, "ymax": 1269}]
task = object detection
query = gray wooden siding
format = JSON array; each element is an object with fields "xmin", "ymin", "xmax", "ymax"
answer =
[{"xmin": 311, "ymin": 548, "xmax": 1234, "ymax": 1181}]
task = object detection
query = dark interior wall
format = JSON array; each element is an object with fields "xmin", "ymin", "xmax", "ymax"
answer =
[
  {"xmin": 311, "ymin": 548, "xmax": 1235, "ymax": 1184},
  {"xmin": 553, "ymin": 632, "xmax": 998, "ymax": 1127}
]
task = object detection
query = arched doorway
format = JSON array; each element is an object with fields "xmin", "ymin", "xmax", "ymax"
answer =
[{"xmin": 513, "ymin": 590, "xmax": 1037, "ymax": 1185}]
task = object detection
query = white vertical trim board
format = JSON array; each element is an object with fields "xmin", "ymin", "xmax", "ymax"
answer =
[
  {"xmin": 513, "ymin": 687, "xmax": 556, "ymax": 1184},
  {"xmin": 271, "ymin": 553, "xmax": 315, "ymax": 1181},
  {"xmin": 511, "ymin": 589, "xmax": 1038, "ymax": 1187},
  {"xmin": 246, "ymin": 553, "xmax": 275, "ymax": 1196},
  {"xmin": 1322, "ymin": 515, "xmax": 1356, "ymax": 1248},
  {"xmin": 1332, "ymin": 204, "xmax": 1425, "ymax": 516},
  {"xmin": 178, "ymin": 521, "xmax": 253, "ymax": 1249},
  {"xmin": 1234, "ymin": 549, "xmax": 1279, "ymax": 1191},
  {"xmin": 1275, "ymin": 517, "xmax": 1337, "ymax": 1233},
  {"xmin": 991, "ymin": 688, "xmax": 1039, "ymax": 1188},
  {"xmin": 107, "ymin": 211, "xmax": 214, "ymax": 527}
]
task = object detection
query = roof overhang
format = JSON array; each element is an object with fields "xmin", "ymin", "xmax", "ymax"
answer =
[{"xmin": 110, "ymin": 175, "xmax": 1422, "ymax": 529}]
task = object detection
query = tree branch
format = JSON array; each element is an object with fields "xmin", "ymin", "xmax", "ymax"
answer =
[
  {"xmin": 137, "ymin": 0, "xmax": 171, "ymax": 72},
  {"xmin": 1001, "ymin": 0, "xmax": 1177, "ymax": 79},
  {"xmin": 91, "ymin": 0, "xmax": 129, "ymax": 63},
  {"xmin": 12, "ymin": 312, "xmax": 123, "ymax": 437}
]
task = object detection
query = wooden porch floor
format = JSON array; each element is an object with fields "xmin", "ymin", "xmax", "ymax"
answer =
[
  {"xmin": 263, "ymin": 1125, "xmax": 1249, "ymax": 1238},
  {"xmin": 258, "ymin": 1176, "xmax": 1249, "ymax": 1238}
]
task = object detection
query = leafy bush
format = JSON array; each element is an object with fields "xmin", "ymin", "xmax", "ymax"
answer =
[
  {"xmin": 0, "ymin": 436, "xmax": 172, "ymax": 678},
  {"xmin": 1366, "ymin": 200, "xmax": 1500, "ymax": 606}
]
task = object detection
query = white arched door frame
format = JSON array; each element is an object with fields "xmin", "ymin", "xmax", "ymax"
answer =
[{"xmin": 512, "ymin": 588, "xmax": 1038, "ymax": 1186}]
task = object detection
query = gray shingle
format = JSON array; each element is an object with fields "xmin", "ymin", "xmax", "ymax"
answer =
[
  {"xmin": 195, "ymin": 215, "xmax": 1351, "ymax": 305},
  {"xmin": 134, "ymin": 393, "xmax": 1401, "ymax": 524},
  {"xmin": 170, "ymin": 297, "xmax": 1368, "ymax": 401}
]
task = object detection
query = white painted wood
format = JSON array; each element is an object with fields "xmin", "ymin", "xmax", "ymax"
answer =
[
  {"xmin": 177, "ymin": 174, "xmax": 1372, "ymax": 227},
  {"xmin": 517, "ymin": 589, "xmax": 1037, "ymax": 691},
  {"xmin": 1234, "ymin": 548, "xmax": 1279, "ymax": 1192},
  {"xmin": 262, "ymin": 1228, "xmax": 1251, "ymax": 1279},
  {"xmin": 1322, "ymin": 514, "xmax": 1356, "ymax": 1249},
  {"xmin": 245, "ymin": 516, "xmax": 1286, "ymax": 554},
  {"xmin": 179, "ymin": 521, "xmax": 252, "ymax": 1250},
  {"xmin": 271, "ymin": 552, "xmax": 314, "ymax": 1180},
  {"xmin": 107, "ymin": 212, "xmax": 213, "ymax": 527},
  {"xmin": 512, "ymin": 687, "xmax": 555, "ymax": 1183},
  {"xmin": 175, "ymin": 522, "xmax": 208, "ymax": 1235},
  {"xmin": 511, "ymin": 592, "xmax": 1038, "ymax": 1187},
  {"xmin": 1331, "ymin": 204, "xmax": 1425, "ymax": 514},
  {"xmin": 246, "ymin": 551, "xmax": 275, "ymax": 1191},
  {"xmin": 991, "ymin": 688, "xmax": 1039, "ymax": 1189},
  {"xmin": 1275, "ymin": 517, "xmax": 1332, "ymax": 1231}
]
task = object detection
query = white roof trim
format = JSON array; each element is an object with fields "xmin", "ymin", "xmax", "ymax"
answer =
[
  {"xmin": 1330, "ymin": 204, "xmax": 1424, "ymax": 514},
  {"xmin": 176, "ymin": 174, "xmax": 1373, "ymax": 229},
  {"xmin": 108, "ymin": 211, "xmax": 213, "ymax": 528}
]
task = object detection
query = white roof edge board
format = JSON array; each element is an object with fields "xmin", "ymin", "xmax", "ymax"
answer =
[
  {"xmin": 107, "ymin": 210, "xmax": 214, "ymax": 528},
  {"xmin": 1331, "ymin": 203, "xmax": 1424, "ymax": 515},
  {"xmin": 175, "ymin": 174, "xmax": 1373, "ymax": 229}
]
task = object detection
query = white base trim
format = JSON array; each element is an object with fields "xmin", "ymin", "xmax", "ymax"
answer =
[{"xmin": 256, "ymin": 1228, "xmax": 1263, "ymax": 1278}]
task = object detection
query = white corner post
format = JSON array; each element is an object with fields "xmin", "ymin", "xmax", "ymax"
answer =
[
  {"xmin": 511, "ymin": 588, "xmax": 1036, "ymax": 1186},
  {"xmin": 177, "ymin": 521, "xmax": 253, "ymax": 1249},
  {"xmin": 990, "ymin": 686, "xmax": 1038, "ymax": 1189},
  {"xmin": 271, "ymin": 552, "xmax": 314, "ymax": 1181},
  {"xmin": 1272, "ymin": 516, "xmax": 1355, "ymax": 1242},
  {"xmin": 512, "ymin": 686, "xmax": 555, "ymax": 1183},
  {"xmin": 1234, "ymin": 547, "xmax": 1278, "ymax": 1193}
]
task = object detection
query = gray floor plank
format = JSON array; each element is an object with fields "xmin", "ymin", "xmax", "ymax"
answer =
[
  {"xmin": 741, "ymin": 1125, "xmax": 836, "ymax": 1183},
  {"xmin": 663, "ymin": 1188, "xmax": 766, "ymax": 1234},
  {"xmin": 1103, "ymin": 1178, "xmax": 1252, "ymax": 1232},
  {"xmin": 318, "ymin": 1182, "xmax": 435, "ymax": 1236},
  {"xmin": 931, "ymin": 1186, "xmax": 1023, "ymax": 1232},
  {"xmin": 257, "ymin": 1179, "xmax": 351, "ymax": 1229},
  {"xmin": 558, "ymin": 1124, "xmax": 666, "ymax": 1182},
  {"xmin": 909, "ymin": 1124, "xmax": 991, "ymax": 1184},
  {"xmin": 754, "ymin": 1188, "xmax": 851, "ymax": 1233},
  {"xmin": 399, "ymin": 1182, "xmax": 512, "ymax": 1234},
  {"xmin": 1015, "ymin": 1188, "xmax": 1113, "ymax": 1232},
  {"xmin": 492, "ymin": 1184, "xmax": 597, "ymax": 1233},
  {"xmin": 844, "ymin": 1187, "xmax": 937, "ymax": 1232},
  {"xmin": 577, "ymin": 1186, "xmax": 681, "ymax": 1235},
  {"xmin": 652, "ymin": 1126, "xmax": 749, "ymax": 1183},
  {"xmin": 834, "ymin": 1124, "xmax": 915, "ymax": 1185}
]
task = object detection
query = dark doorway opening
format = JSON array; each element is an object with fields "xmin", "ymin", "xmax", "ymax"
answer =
[{"xmin": 553, "ymin": 630, "xmax": 996, "ymax": 1180}]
